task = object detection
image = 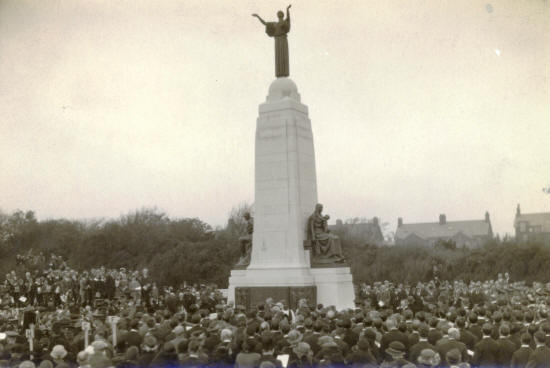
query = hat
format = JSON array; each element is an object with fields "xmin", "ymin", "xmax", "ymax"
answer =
[
  {"xmin": 19, "ymin": 361, "xmax": 36, "ymax": 368},
  {"xmin": 38, "ymin": 360, "xmax": 53, "ymax": 368},
  {"xmin": 50, "ymin": 345, "xmax": 68, "ymax": 359},
  {"xmin": 172, "ymin": 325, "xmax": 185, "ymax": 335},
  {"xmin": 220, "ymin": 329, "xmax": 233, "ymax": 343},
  {"xmin": 385, "ymin": 341, "xmax": 405, "ymax": 357},
  {"xmin": 417, "ymin": 349, "xmax": 438, "ymax": 365},
  {"xmin": 91, "ymin": 340, "xmax": 108, "ymax": 352},
  {"xmin": 75, "ymin": 351, "xmax": 88, "ymax": 365},
  {"xmin": 363, "ymin": 328, "xmax": 376, "ymax": 340},
  {"xmin": 163, "ymin": 342, "xmax": 175, "ymax": 353},
  {"xmin": 446, "ymin": 348, "xmax": 461, "ymax": 364},
  {"xmin": 292, "ymin": 342, "xmax": 311, "ymax": 357},
  {"xmin": 318, "ymin": 335, "xmax": 337, "ymax": 348},
  {"xmin": 286, "ymin": 330, "xmax": 303, "ymax": 345},
  {"xmin": 125, "ymin": 346, "xmax": 139, "ymax": 361},
  {"xmin": 143, "ymin": 335, "xmax": 158, "ymax": 348}
]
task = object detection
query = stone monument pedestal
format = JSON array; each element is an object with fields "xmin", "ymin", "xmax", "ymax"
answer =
[
  {"xmin": 227, "ymin": 77, "xmax": 355, "ymax": 310},
  {"xmin": 228, "ymin": 262, "xmax": 355, "ymax": 311}
]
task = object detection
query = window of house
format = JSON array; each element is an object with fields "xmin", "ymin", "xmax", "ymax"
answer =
[{"xmin": 519, "ymin": 222, "xmax": 526, "ymax": 232}]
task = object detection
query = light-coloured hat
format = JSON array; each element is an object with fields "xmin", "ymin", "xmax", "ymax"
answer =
[
  {"xmin": 91, "ymin": 340, "xmax": 108, "ymax": 352},
  {"xmin": 172, "ymin": 325, "xmax": 185, "ymax": 335},
  {"xmin": 286, "ymin": 329, "xmax": 303, "ymax": 345},
  {"xmin": 418, "ymin": 348, "xmax": 439, "ymax": 365},
  {"xmin": 50, "ymin": 345, "xmax": 68, "ymax": 359},
  {"xmin": 293, "ymin": 342, "xmax": 311, "ymax": 356},
  {"xmin": 19, "ymin": 361, "xmax": 36, "ymax": 368},
  {"xmin": 318, "ymin": 335, "xmax": 337, "ymax": 348}
]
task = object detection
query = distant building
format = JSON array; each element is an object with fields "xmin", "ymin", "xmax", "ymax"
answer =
[
  {"xmin": 514, "ymin": 204, "xmax": 550, "ymax": 244},
  {"xmin": 330, "ymin": 217, "xmax": 385, "ymax": 246},
  {"xmin": 395, "ymin": 212, "xmax": 493, "ymax": 248}
]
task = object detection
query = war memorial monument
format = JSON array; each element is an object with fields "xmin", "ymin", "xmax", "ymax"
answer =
[{"xmin": 227, "ymin": 6, "xmax": 355, "ymax": 310}]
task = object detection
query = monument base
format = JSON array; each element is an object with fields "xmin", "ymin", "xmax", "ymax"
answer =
[
  {"xmin": 227, "ymin": 265, "xmax": 355, "ymax": 311},
  {"xmin": 310, "ymin": 267, "xmax": 355, "ymax": 310}
]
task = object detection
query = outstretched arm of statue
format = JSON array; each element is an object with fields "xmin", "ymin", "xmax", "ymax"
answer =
[
  {"xmin": 252, "ymin": 14, "xmax": 266, "ymax": 25},
  {"xmin": 286, "ymin": 5, "xmax": 291, "ymax": 28}
]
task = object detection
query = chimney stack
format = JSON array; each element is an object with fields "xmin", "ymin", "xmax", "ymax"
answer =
[
  {"xmin": 398, "ymin": 217, "xmax": 403, "ymax": 227},
  {"xmin": 516, "ymin": 204, "xmax": 521, "ymax": 217},
  {"xmin": 373, "ymin": 217, "xmax": 379, "ymax": 226},
  {"xmin": 439, "ymin": 214, "xmax": 446, "ymax": 225},
  {"xmin": 485, "ymin": 211, "xmax": 490, "ymax": 223}
]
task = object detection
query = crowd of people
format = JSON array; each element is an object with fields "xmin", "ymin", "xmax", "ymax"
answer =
[{"xmin": 2, "ymin": 254, "xmax": 550, "ymax": 368}]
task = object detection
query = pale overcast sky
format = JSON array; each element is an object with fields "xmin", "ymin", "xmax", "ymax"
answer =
[{"xmin": 1, "ymin": 0, "xmax": 549, "ymax": 237}]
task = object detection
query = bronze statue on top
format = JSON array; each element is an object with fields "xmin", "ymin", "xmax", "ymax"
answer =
[
  {"xmin": 306, "ymin": 204, "xmax": 346, "ymax": 265},
  {"xmin": 252, "ymin": 5, "xmax": 291, "ymax": 78},
  {"xmin": 235, "ymin": 212, "xmax": 254, "ymax": 268}
]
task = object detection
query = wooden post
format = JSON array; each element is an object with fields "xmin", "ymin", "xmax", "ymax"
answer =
[
  {"xmin": 111, "ymin": 321, "xmax": 117, "ymax": 347},
  {"xmin": 82, "ymin": 321, "xmax": 91, "ymax": 349}
]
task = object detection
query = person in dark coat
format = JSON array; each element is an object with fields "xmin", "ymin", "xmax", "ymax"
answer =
[
  {"xmin": 380, "ymin": 341, "xmax": 413, "ymax": 368},
  {"xmin": 455, "ymin": 317, "xmax": 478, "ymax": 351},
  {"xmin": 511, "ymin": 333, "xmax": 534, "ymax": 368},
  {"xmin": 380, "ymin": 319, "xmax": 410, "ymax": 360},
  {"xmin": 150, "ymin": 342, "xmax": 179, "ymax": 368},
  {"xmin": 345, "ymin": 338, "xmax": 377, "ymax": 368},
  {"xmin": 526, "ymin": 331, "xmax": 550, "ymax": 368},
  {"xmin": 472, "ymin": 323, "xmax": 499, "ymax": 368},
  {"xmin": 121, "ymin": 320, "xmax": 142, "ymax": 350},
  {"xmin": 496, "ymin": 324, "xmax": 518, "ymax": 367},
  {"xmin": 179, "ymin": 340, "xmax": 209, "ymax": 367},
  {"xmin": 258, "ymin": 335, "xmax": 283, "ymax": 368},
  {"xmin": 138, "ymin": 335, "xmax": 159, "ymax": 367},
  {"xmin": 427, "ymin": 318, "xmax": 443, "ymax": 346},
  {"xmin": 409, "ymin": 325, "xmax": 436, "ymax": 364},
  {"xmin": 302, "ymin": 321, "xmax": 322, "ymax": 356},
  {"xmin": 436, "ymin": 328, "xmax": 468, "ymax": 367},
  {"xmin": 467, "ymin": 313, "xmax": 483, "ymax": 341}
]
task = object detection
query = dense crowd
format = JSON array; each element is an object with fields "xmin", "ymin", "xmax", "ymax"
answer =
[{"xmin": 2, "ymin": 254, "xmax": 550, "ymax": 367}]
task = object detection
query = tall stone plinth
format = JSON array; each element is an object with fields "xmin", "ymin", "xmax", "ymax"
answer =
[{"xmin": 228, "ymin": 78, "xmax": 355, "ymax": 310}]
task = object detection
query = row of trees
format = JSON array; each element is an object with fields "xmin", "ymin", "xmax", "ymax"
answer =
[
  {"xmin": 2, "ymin": 207, "xmax": 550, "ymax": 287},
  {"xmin": 0, "ymin": 208, "xmax": 240, "ymax": 287}
]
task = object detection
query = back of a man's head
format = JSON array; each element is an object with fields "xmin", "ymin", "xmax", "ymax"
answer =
[
  {"xmin": 482, "ymin": 323, "xmax": 493, "ymax": 336},
  {"xmin": 534, "ymin": 331, "xmax": 546, "ymax": 345},
  {"xmin": 499, "ymin": 324, "xmax": 510, "ymax": 337},
  {"xmin": 261, "ymin": 335, "xmax": 274, "ymax": 353},
  {"xmin": 418, "ymin": 324, "xmax": 429, "ymax": 338},
  {"xmin": 520, "ymin": 333, "xmax": 532, "ymax": 346}
]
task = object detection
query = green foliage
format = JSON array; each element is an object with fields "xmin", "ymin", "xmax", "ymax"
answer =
[
  {"xmin": 347, "ymin": 239, "xmax": 550, "ymax": 285},
  {"xmin": 2, "ymin": 206, "xmax": 550, "ymax": 287},
  {"xmin": 0, "ymin": 207, "xmax": 240, "ymax": 288}
]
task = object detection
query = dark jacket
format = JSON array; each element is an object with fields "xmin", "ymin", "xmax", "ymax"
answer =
[
  {"xmin": 472, "ymin": 336, "xmax": 499, "ymax": 367},
  {"xmin": 511, "ymin": 346, "xmax": 533, "ymax": 368},
  {"xmin": 526, "ymin": 345, "xmax": 550, "ymax": 368},
  {"xmin": 496, "ymin": 337, "xmax": 519, "ymax": 366}
]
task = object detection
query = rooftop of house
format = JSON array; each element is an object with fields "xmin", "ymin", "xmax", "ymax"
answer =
[
  {"xmin": 515, "ymin": 205, "xmax": 550, "ymax": 232},
  {"xmin": 395, "ymin": 213, "xmax": 492, "ymax": 240}
]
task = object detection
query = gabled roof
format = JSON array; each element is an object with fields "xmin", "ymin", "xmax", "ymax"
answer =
[
  {"xmin": 395, "ymin": 219, "xmax": 491, "ymax": 240},
  {"xmin": 515, "ymin": 212, "xmax": 550, "ymax": 232}
]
